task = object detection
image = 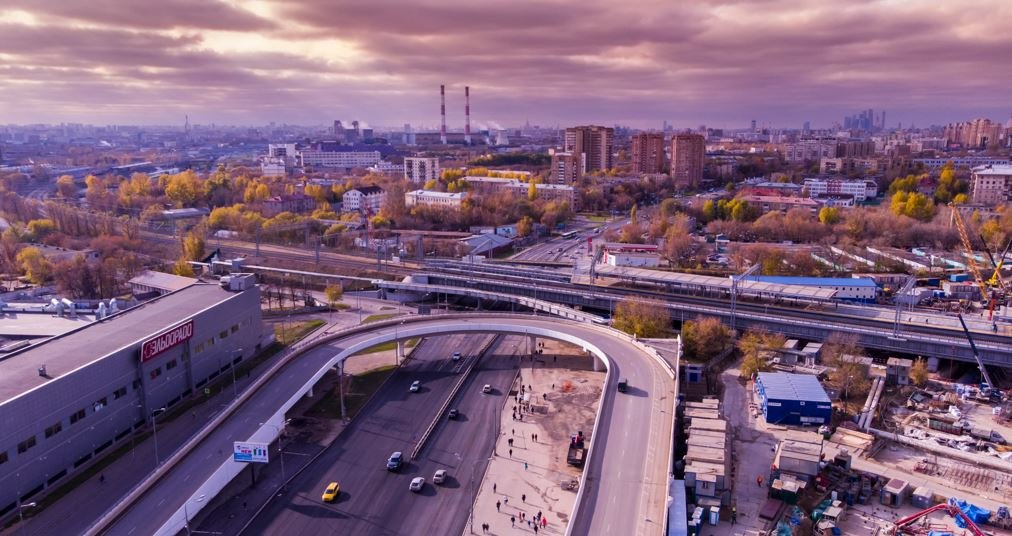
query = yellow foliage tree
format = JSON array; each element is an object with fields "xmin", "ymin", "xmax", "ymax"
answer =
[
  {"xmin": 172, "ymin": 258, "xmax": 195, "ymax": 277},
  {"xmin": 16, "ymin": 246, "xmax": 52, "ymax": 284},
  {"xmin": 165, "ymin": 170, "xmax": 204, "ymax": 207},
  {"xmin": 612, "ymin": 300, "xmax": 670, "ymax": 338}
]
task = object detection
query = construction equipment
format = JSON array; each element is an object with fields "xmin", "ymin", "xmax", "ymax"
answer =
[
  {"xmin": 980, "ymin": 235, "xmax": 1011, "ymax": 293},
  {"xmin": 957, "ymin": 313, "xmax": 1002, "ymax": 403},
  {"xmin": 950, "ymin": 207, "xmax": 989, "ymax": 303},
  {"xmin": 890, "ymin": 503, "xmax": 985, "ymax": 535}
]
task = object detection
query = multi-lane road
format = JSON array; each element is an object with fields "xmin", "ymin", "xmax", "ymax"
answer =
[
  {"xmin": 241, "ymin": 333, "xmax": 514, "ymax": 535},
  {"xmin": 91, "ymin": 315, "xmax": 673, "ymax": 536}
]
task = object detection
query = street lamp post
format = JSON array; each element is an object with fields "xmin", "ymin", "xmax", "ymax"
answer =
[
  {"xmin": 231, "ymin": 348, "xmax": 242, "ymax": 398},
  {"xmin": 151, "ymin": 406, "xmax": 167, "ymax": 466},
  {"xmin": 259, "ymin": 420, "xmax": 291, "ymax": 484},
  {"xmin": 183, "ymin": 494, "xmax": 206, "ymax": 535}
]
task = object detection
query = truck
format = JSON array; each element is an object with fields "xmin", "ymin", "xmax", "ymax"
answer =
[
  {"xmin": 968, "ymin": 428, "xmax": 1007, "ymax": 445},
  {"xmin": 567, "ymin": 431, "xmax": 586, "ymax": 467}
]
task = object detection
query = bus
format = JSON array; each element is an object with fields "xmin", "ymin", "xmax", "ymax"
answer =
[{"xmin": 560, "ymin": 230, "xmax": 579, "ymax": 239}]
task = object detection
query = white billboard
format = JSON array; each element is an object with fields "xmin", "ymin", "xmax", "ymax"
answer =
[{"xmin": 233, "ymin": 441, "xmax": 269, "ymax": 463}]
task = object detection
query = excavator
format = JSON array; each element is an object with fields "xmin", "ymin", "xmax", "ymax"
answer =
[{"xmin": 889, "ymin": 503, "xmax": 985, "ymax": 535}]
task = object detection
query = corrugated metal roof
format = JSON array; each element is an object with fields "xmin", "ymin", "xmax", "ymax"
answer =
[
  {"xmin": 757, "ymin": 372, "xmax": 831, "ymax": 403},
  {"xmin": 751, "ymin": 276, "xmax": 878, "ymax": 287}
]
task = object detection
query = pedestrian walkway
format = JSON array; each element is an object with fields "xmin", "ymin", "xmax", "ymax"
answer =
[{"xmin": 468, "ymin": 337, "xmax": 602, "ymax": 535}]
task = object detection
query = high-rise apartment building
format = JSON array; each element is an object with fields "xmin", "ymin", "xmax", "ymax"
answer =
[
  {"xmin": 670, "ymin": 133, "xmax": 705, "ymax": 188},
  {"xmin": 550, "ymin": 151, "xmax": 582, "ymax": 184},
  {"xmin": 944, "ymin": 118, "xmax": 1006, "ymax": 149},
  {"xmin": 970, "ymin": 165, "xmax": 1012, "ymax": 205},
  {"xmin": 404, "ymin": 157, "xmax": 440, "ymax": 184},
  {"xmin": 564, "ymin": 125, "xmax": 614, "ymax": 173},
  {"xmin": 631, "ymin": 132, "xmax": 665, "ymax": 174}
]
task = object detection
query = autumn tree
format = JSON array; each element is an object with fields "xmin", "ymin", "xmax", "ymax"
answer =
[
  {"xmin": 890, "ymin": 191, "xmax": 935, "ymax": 221},
  {"xmin": 613, "ymin": 299, "xmax": 670, "ymax": 338},
  {"xmin": 172, "ymin": 258, "xmax": 195, "ymax": 277},
  {"xmin": 181, "ymin": 229, "xmax": 206, "ymax": 261},
  {"xmin": 737, "ymin": 328, "xmax": 785, "ymax": 379},
  {"xmin": 909, "ymin": 358, "xmax": 929, "ymax": 386},
  {"xmin": 25, "ymin": 219, "xmax": 56, "ymax": 242},
  {"xmin": 681, "ymin": 316, "xmax": 731, "ymax": 361},
  {"xmin": 818, "ymin": 206, "xmax": 840, "ymax": 225},
  {"xmin": 822, "ymin": 333, "xmax": 872, "ymax": 400},
  {"xmin": 16, "ymin": 246, "xmax": 52, "ymax": 284},
  {"xmin": 934, "ymin": 162, "xmax": 966, "ymax": 203},
  {"xmin": 516, "ymin": 215, "xmax": 534, "ymax": 237},
  {"xmin": 325, "ymin": 284, "xmax": 343, "ymax": 307},
  {"xmin": 56, "ymin": 175, "xmax": 77, "ymax": 199},
  {"xmin": 165, "ymin": 170, "xmax": 204, "ymax": 207}
]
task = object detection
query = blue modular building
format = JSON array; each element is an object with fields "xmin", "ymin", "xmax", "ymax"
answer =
[{"xmin": 755, "ymin": 372, "xmax": 832, "ymax": 426}]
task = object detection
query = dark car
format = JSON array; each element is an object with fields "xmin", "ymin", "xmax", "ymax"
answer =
[
  {"xmin": 448, "ymin": 408, "xmax": 460, "ymax": 420},
  {"xmin": 617, "ymin": 378, "xmax": 628, "ymax": 393}
]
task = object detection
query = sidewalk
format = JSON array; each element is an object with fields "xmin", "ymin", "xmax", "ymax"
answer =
[
  {"xmin": 468, "ymin": 336, "xmax": 603, "ymax": 535},
  {"xmin": 7, "ymin": 298, "xmax": 401, "ymax": 536}
]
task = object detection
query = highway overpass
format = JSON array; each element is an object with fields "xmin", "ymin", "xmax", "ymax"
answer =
[{"xmin": 86, "ymin": 314, "xmax": 676, "ymax": 536}]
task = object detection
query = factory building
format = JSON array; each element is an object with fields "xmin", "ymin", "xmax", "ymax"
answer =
[
  {"xmin": 0, "ymin": 281, "xmax": 264, "ymax": 516},
  {"xmin": 755, "ymin": 372, "xmax": 832, "ymax": 426}
]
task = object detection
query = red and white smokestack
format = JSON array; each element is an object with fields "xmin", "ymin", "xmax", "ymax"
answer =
[
  {"xmin": 464, "ymin": 86, "xmax": 472, "ymax": 145},
  {"xmin": 440, "ymin": 84, "xmax": 447, "ymax": 145}
]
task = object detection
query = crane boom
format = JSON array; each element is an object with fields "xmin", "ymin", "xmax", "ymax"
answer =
[
  {"xmin": 958, "ymin": 313, "xmax": 997, "ymax": 399},
  {"xmin": 951, "ymin": 207, "xmax": 989, "ymax": 302},
  {"xmin": 891, "ymin": 503, "xmax": 985, "ymax": 536}
]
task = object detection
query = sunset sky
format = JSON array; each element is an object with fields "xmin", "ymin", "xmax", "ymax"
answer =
[{"xmin": 1, "ymin": 0, "xmax": 1010, "ymax": 128}]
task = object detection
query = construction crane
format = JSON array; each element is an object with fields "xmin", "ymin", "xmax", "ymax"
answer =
[
  {"xmin": 950, "ymin": 207, "xmax": 989, "ymax": 303},
  {"xmin": 958, "ymin": 313, "xmax": 1001, "ymax": 403},
  {"xmin": 889, "ymin": 503, "xmax": 985, "ymax": 535},
  {"xmin": 980, "ymin": 235, "xmax": 1011, "ymax": 293}
]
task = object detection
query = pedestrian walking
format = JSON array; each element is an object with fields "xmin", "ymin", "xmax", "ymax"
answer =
[
  {"xmin": 519, "ymin": 414, "xmax": 523, "ymax": 421},
  {"xmin": 99, "ymin": 474, "xmax": 105, "ymax": 484},
  {"xmin": 524, "ymin": 462, "xmax": 528, "ymax": 471},
  {"xmin": 509, "ymin": 448, "xmax": 513, "ymax": 457},
  {"xmin": 538, "ymin": 510, "xmax": 543, "ymax": 520},
  {"xmin": 493, "ymin": 483, "xmax": 497, "ymax": 494},
  {"xmin": 496, "ymin": 500, "xmax": 501, "ymax": 512},
  {"xmin": 543, "ymin": 393, "xmax": 547, "ymax": 401},
  {"xmin": 522, "ymin": 493, "xmax": 526, "ymax": 503},
  {"xmin": 503, "ymin": 495, "xmax": 508, "ymax": 505},
  {"xmin": 512, "ymin": 428, "xmax": 515, "ymax": 436},
  {"xmin": 534, "ymin": 524, "xmax": 539, "ymax": 534},
  {"xmin": 542, "ymin": 516, "xmax": 547, "ymax": 528},
  {"xmin": 511, "ymin": 516, "xmax": 515, "ymax": 527}
]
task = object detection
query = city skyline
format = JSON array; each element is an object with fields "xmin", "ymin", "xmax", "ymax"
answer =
[{"xmin": 1, "ymin": 0, "xmax": 1011, "ymax": 128}]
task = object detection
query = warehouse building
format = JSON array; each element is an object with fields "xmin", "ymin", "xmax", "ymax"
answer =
[
  {"xmin": 755, "ymin": 372, "xmax": 832, "ymax": 426},
  {"xmin": 0, "ymin": 281, "xmax": 264, "ymax": 516},
  {"xmin": 750, "ymin": 276, "xmax": 879, "ymax": 303}
]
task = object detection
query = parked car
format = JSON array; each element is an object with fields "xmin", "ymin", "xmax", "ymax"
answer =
[
  {"xmin": 409, "ymin": 477, "xmax": 425, "ymax": 492},
  {"xmin": 387, "ymin": 452, "xmax": 403, "ymax": 471},
  {"xmin": 409, "ymin": 380, "xmax": 421, "ymax": 392},
  {"xmin": 433, "ymin": 469, "xmax": 447, "ymax": 484},
  {"xmin": 321, "ymin": 482, "xmax": 340, "ymax": 502}
]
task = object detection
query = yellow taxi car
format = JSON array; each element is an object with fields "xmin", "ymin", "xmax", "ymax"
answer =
[{"xmin": 322, "ymin": 482, "xmax": 340, "ymax": 502}]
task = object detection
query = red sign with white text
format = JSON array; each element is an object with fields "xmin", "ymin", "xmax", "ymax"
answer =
[{"xmin": 141, "ymin": 320, "xmax": 194, "ymax": 362}]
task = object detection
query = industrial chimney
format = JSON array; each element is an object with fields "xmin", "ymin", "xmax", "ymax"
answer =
[
  {"xmin": 440, "ymin": 85, "xmax": 448, "ymax": 145},
  {"xmin": 464, "ymin": 86, "xmax": 472, "ymax": 145}
]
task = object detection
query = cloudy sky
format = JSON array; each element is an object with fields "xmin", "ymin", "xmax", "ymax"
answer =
[{"xmin": 1, "ymin": 0, "xmax": 1010, "ymax": 129}]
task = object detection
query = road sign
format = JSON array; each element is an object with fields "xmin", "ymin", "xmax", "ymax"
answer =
[{"xmin": 233, "ymin": 441, "xmax": 269, "ymax": 463}]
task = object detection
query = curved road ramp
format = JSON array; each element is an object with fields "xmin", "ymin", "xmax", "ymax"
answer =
[{"xmin": 85, "ymin": 314, "xmax": 676, "ymax": 536}]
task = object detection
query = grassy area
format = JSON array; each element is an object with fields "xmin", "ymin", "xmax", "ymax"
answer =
[
  {"xmin": 329, "ymin": 303, "xmax": 352, "ymax": 311},
  {"xmin": 380, "ymin": 305, "xmax": 396, "ymax": 310},
  {"xmin": 357, "ymin": 338, "xmax": 419, "ymax": 354},
  {"xmin": 362, "ymin": 313, "xmax": 398, "ymax": 324},
  {"xmin": 582, "ymin": 214, "xmax": 609, "ymax": 222},
  {"xmin": 306, "ymin": 365, "xmax": 398, "ymax": 420},
  {"xmin": 274, "ymin": 319, "xmax": 326, "ymax": 345}
]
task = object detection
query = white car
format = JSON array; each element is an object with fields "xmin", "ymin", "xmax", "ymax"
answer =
[
  {"xmin": 409, "ymin": 381, "xmax": 421, "ymax": 392},
  {"xmin": 409, "ymin": 477, "xmax": 425, "ymax": 492},
  {"xmin": 433, "ymin": 469, "xmax": 447, "ymax": 484},
  {"xmin": 482, "ymin": 384, "xmax": 492, "ymax": 394},
  {"xmin": 452, "ymin": 352, "xmax": 461, "ymax": 361}
]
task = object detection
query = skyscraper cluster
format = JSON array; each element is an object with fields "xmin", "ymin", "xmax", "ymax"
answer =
[{"xmin": 842, "ymin": 109, "xmax": 885, "ymax": 131}]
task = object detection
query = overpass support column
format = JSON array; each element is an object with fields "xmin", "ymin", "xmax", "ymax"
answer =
[
  {"xmin": 593, "ymin": 353, "xmax": 605, "ymax": 372},
  {"xmin": 529, "ymin": 335, "xmax": 537, "ymax": 360},
  {"xmin": 396, "ymin": 340, "xmax": 404, "ymax": 363}
]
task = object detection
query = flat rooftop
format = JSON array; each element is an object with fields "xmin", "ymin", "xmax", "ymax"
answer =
[
  {"xmin": 0, "ymin": 284, "xmax": 245, "ymax": 404},
  {"xmin": 594, "ymin": 264, "xmax": 837, "ymax": 300},
  {"xmin": 0, "ymin": 311, "xmax": 97, "ymax": 338}
]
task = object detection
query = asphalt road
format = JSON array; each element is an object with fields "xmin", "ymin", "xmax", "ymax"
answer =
[
  {"xmin": 96, "ymin": 315, "xmax": 672, "ymax": 536},
  {"xmin": 244, "ymin": 336, "xmax": 517, "ymax": 536}
]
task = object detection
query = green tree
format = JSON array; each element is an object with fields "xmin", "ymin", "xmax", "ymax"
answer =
[
  {"xmin": 818, "ymin": 206, "xmax": 840, "ymax": 225},
  {"xmin": 613, "ymin": 300, "xmax": 670, "ymax": 338}
]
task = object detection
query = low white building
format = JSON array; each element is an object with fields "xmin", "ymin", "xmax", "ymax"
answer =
[
  {"xmin": 299, "ymin": 149, "xmax": 381, "ymax": 169},
  {"xmin": 605, "ymin": 251, "xmax": 661, "ymax": 268},
  {"xmin": 260, "ymin": 158, "xmax": 287, "ymax": 177},
  {"xmin": 342, "ymin": 186, "xmax": 386, "ymax": 213},
  {"xmin": 802, "ymin": 178, "xmax": 878, "ymax": 202},
  {"xmin": 404, "ymin": 157, "xmax": 440, "ymax": 183},
  {"xmin": 367, "ymin": 160, "xmax": 402, "ymax": 175},
  {"xmin": 405, "ymin": 190, "xmax": 467, "ymax": 209}
]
